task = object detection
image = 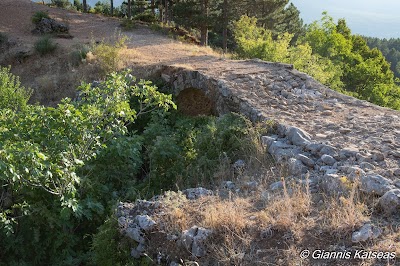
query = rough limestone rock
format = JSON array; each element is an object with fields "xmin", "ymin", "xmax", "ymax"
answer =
[
  {"xmin": 126, "ymin": 224, "xmax": 145, "ymax": 244},
  {"xmin": 360, "ymin": 175, "xmax": 395, "ymax": 196},
  {"xmin": 321, "ymin": 154, "xmax": 336, "ymax": 166},
  {"xmin": 32, "ymin": 18, "xmax": 69, "ymax": 34},
  {"xmin": 287, "ymin": 158, "xmax": 307, "ymax": 176},
  {"xmin": 136, "ymin": 215, "xmax": 157, "ymax": 231},
  {"xmin": 183, "ymin": 187, "xmax": 213, "ymax": 200},
  {"xmin": 379, "ymin": 189, "xmax": 400, "ymax": 215},
  {"xmin": 286, "ymin": 126, "xmax": 312, "ymax": 147},
  {"xmin": 181, "ymin": 226, "xmax": 212, "ymax": 257},
  {"xmin": 352, "ymin": 223, "xmax": 382, "ymax": 243},
  {"xmin": 296, "ymin": 154, "xmax": 315, "ymax": 167}
]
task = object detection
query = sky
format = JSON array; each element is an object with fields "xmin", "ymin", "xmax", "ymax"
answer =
[
  {"xmin": 33, "ymin": 0, "xmax": 400, "ymax": 39},
  {"xmin": 290, "ymin": 0, "xmax": 400, "ymax": 38}
]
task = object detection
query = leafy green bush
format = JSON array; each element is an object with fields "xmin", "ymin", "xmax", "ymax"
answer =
[
  {"xmin": 91, "ymin": 33, "xmax": 128, "ymax": 74},
  {"xmin": 121, "ymin": 18, "xmax": 136, "ymax": 30},
  {"xmin": 0, "ymin": 66, "xmax": 32, "ymax": 111},
  {"xmin": 69, "ymin": 45, "xmax": 90, "ymax": 66},
  {"xmin": 137, "ymin": 112, "xmax": 261, "ymax": 195},
  {"xmin": 34, "ymin": 36, "xmax": 57, "ymax": 55},
  {"xmin": 51, "ymin": 0, "xmax": 71, "ymax": 8},
  {"xmin": 134, "ymin": 12, "xmax": 157, "ymax": 23},
  {"xmin": 31, "ymin": 11, "xmax": 50, "ymax": 25},
  {"xmin": 0, "ymin": 70, "xmax": 175, "ymax": 264}
]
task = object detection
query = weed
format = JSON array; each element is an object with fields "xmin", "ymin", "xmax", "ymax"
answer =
[
  {"xmin": 34, "ymin": 36, "xmax": 57, "ymax": 56},
  {"xmin": 69, "ymin": 45, "xmax": 90, "ymax": 66},
  {"xmin": 121, "ymin": 18, "xmax": 136, "ymax": 30},
  {"xmin": 91, "ymin": 31, "xmax": 128, "ymax": 74},
  {"xmin": 31, "ymin": 11, "xmax": 50, "ymax": 25},
  {"xmin": 134, "ymin": 12, "xmax": 157, "ymax": 23}
]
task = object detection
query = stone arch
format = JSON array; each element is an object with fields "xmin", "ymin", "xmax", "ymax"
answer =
[{"xmin": 176, "ymin": 87, "xmax": 214, "ymax": 116}]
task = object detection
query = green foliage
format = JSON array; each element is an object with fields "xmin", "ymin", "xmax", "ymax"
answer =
[
  {"xmin": 364, "ymin": 36, "xmax": 400, "ymax": 80},
  {"xmin": 0, "ymin": 71, "xmax": 175, "ymax": 264},
  {"xmin": 134, "ymin": 11, "xmax": 157, "ymax": 23},
  {"xmin": 0, "ymin": 66, "xmax": 32, "ymax": 111},
  {"xmin": 233, "ymin": 15, "xmax": 342, "ymax": 89},
  {"xmin": 121, "ymin": 18, "xmax": 136, "ymax": 30},
  {"xmin": 34, "ymin": 36, "xmax": 57, "ymax": 56},
  {"xmin": 51, "ymin": 0, "xmax": 71, "ymax": 8},
  {"xmin": 91, "ymin": 217, "xmax": 137, "ymax": 266},
  {"xmin": 31, "ymin": 11, "xmax": 50, "ymax": 25},
  {"xmin": 138, "ymin": 112, "xmax": 260, "ymax": 195},
  {"xmin": 302, "ymin": 12, "xmax": 400, "ymax": 109},
  {"xmin": 0, "ymin": 32, "xmax": 8, "ymax": 45},
  {"xmin": 91, "ymin": 33, "xmax": 128, "ymax": 74},
  {"xmin": 69, "ymin": 45, "xmax": 90, "ymax": 66}
]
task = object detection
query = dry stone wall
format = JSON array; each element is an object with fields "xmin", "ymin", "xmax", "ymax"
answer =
[{"xmin": 158, "ymin": 59, "xmax": 400, "ymax": 201}]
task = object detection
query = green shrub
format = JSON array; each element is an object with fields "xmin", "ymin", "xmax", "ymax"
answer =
[
  {"xmin": 0, "ymin": 66, "xmax": 32, "ymax": 111},
  {"xmin": 31, "ymin": 11, "xmax": 50, "ymax": 25},
  {"xmin": 0, "ymin": 32, "xmax": 8, "ymax": 45},
  {"xmin": 134, "ymin": 12, "xmax": 157, "ymax": 23},
  {"xmin": 137, "ymin": 112, "xmax": 261, "ymax": 195},
  {"xmin": 51, "ymin": 0, "xmax": 70, "ymax": 8},
  {"xmin": 0, "ymin": 71, "xmax": 176, "ymax": 264},
  {"xmin": 91, "ymin": 33, "xmax": 128, "ymax": 74},
  {"xmin": 69, "ymin": 45, "xmax": 90, "ymax": 66},
  {"xmin": 34, "ymin": 36, "xmax": 57, "ymax": 55},
  {"xmin": 121, "ymin": 18, "xmax": 136, "ymax": 30}
]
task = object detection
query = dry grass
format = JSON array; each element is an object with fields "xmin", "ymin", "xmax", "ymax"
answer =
[
  {"xmin": 320, "ymin": 180, "xmax": 370, "ymax": 237},
  {"xmin": 258, "ymin": 178, "xmax": 312, "ymax": 232}
]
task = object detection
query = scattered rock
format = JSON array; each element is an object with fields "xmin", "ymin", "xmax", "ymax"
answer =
[
  {"xmin": 222, "ymin": 181, "xmax": 235, "ymax": 190},
  {"xmin": 181, "ymin": 226, "xmax": 212, "ymax": 257},
  {"xmin": 352, "ymin": 223, "xmax": 382, "ymax": 243},
  {"xmin": 183, "ymin": 187, "xmax": 213, "ymax": 200},
  {"xmin": 270, "ymin": 181, "xmax": 284, "ymax": 191},
  {"xmin": 360, "ymin": 175, "xmax": 394, "ymax": 196},
  {"xmin": 287, "ymin": 158, "xmax": 307, "ymax": 176},
  {"xmin": 126, "ymin": 224, "xmax": 145, "ymax": 244},
  {"xmin": 286, "ymin": 126, "xmax": 312, "ymax": 147},
  {"xmin": 136, "ymin": 215, "xmax": 157, "ymax": 231},
  {"xmin": 32, "ymin": 18, "xmax": 69, "ymax": 34},
  {"xmin": 379, "ymin": 189, "xmax": 400, "ymax": 216},
  {"xmin": 360, "ymin": 162, "xmax": 375, "ymax": 171},
  {"xmin": 321, "ymin": 154, "xmax": 336, "ymax": 166},
  {"xmin": 296, "ymin": 154, "xmax": 315, "ymax": 167}
]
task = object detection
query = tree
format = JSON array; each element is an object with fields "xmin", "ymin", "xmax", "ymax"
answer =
[
  {"xmin": 83, "ymin": 0, "xmax": 87, "ymax": 12},
  {"xmin": 110, "ymin": 0, "xmax": 114, "ymax": 16},
  {"xmin": 128, "ymin": 0, "xmax": 132, "ymax": 18}
]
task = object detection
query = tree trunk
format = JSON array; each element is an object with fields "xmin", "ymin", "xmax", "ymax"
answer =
[
  {"xmin": 110, "ymin": 0, "xmax": 114, "ymax": 16},
  {"xmin": 200, "ymin": 27, "xmax": 208, "ymax": 46},
  {"xmin": 151, "ymin": 0, "xmax": 155, "ymax": 16},
  {"xmin": 83, "ymin": 0, "xmax": 87, "ymax": 12},
  {"xmin": 164, "ymin": 0, "xmax": 168, "ymax": 24},
  {"xmin": 128, "ymin": 0, "xmax": 132, "ymax": 19},
  {"xmin": 200, "ymin": 0, "xmax": 209, "ymax": 46},
  {"xmin": 222, "ymin": 0, "xmax": 228, "ymax": 52}
]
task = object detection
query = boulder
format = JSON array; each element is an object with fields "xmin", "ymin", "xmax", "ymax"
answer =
[
  {"xmin": 181, "ymin": 226, "xmax": 212, "ymax": 257},
  {"xmin": 183, "ymin": 187, "xmax": 213, "ymax": 200},
  {"xmin": 360, "ymin": 175, "xmax": 395, "ymax": 196},
  {"xmin": 379, "ymin": 189, "xmax": 400, "ymax": 216},
  {"xmin": 32, "ymin": 18, "xmax": 69, "ymax": 34},
  {"xmin": 352, "ymin": 223, "xmax": 382, "ymax": 243},
  {"xmin": 286, "ymin": 126, "xmax": 312, "ymax": 147}
]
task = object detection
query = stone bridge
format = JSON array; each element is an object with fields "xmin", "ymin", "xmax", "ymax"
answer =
[{"xmin": 153, "ymin": 59, "xmax": 400, "ymax": 197}]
